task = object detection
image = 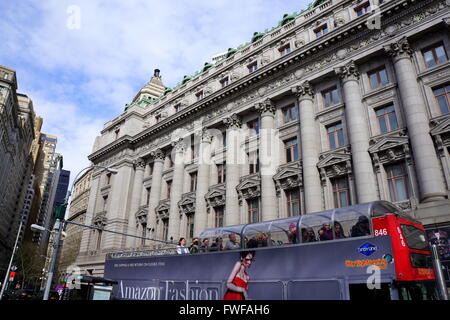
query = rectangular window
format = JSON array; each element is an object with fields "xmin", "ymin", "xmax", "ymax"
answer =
[
  {"xmin": 106, "ymin": 173, "xmax": 111, "ymax": 185},
  {"xmin": 190, "ymin": 172, "xmax": 197, "ymax": 192},
  {"xmin": 332, "ymin": 177, "xmax": 350, "ymax": 208},
  {"xmin": 327, "ymin": 122, "xmax": 345, "ymax": 149},
  {"xmin": 248, "ymin": 199, "xmax": 260, "ymax": 223},
  {"xmin": 167, "ymin": 180, "xmax": 172, "ymax": 199},
  {"xmin": 434, "ymin": 84, "xmax": 450, "ymax": 115},
  {"xmin": 217, "ymin": 163, "xmax": 226, "ymax": 184},
  {"xmin": 322, "ymin": 86, "xmax": 340, "ymax": 107},
  {"xmin": 248, "ymin": 152, "xmax": 259, "ymax": 174},
  {"xmin": 146, "ymin": 187, "xmax": 151, "ymax": 205},
  {"xmin": 422, "ymin": 42, "xmax": 448, "ymax": 68},
  {"xmin": 248, "ymin": 62, "xmax": 258, "ymax": 73},
  {"xmin": 286, "ymin": 189, "xmax": 301, "ymax": 217},
  {"xmin": 155, "ymin": 114, "xmax": 161, "ymax": 123},
  {"xmin": 220, "ymin": 77, "xmax": 229, "ymax": 88},
  {"xmin": 215, "ymin": 206, "xmax": 224, "ymax": 228},
  {"xmin": 279, "ymin": 44, "xmax": 291, "ymax": 57},
  {"xmin": 314, "ymin": 24, "xmax": 328, "ymax": 38},
  {"xmin": 174, "ymin": 104, "xmax": 182, "ymax": 112},
  {"xmin": 196, "ymin": 91, "xmax": 204, "ymax": 101},
  {"xmin": 376, "ymin": 105, "xmax": 398, "ymax": 134},
  {"xmin": 368, "ymin": 66, "xmax": 389, "ymax": 89},
  {"xmin": 190, "ymin": 138, "xmax": 197, "ymax": 160},
  {"xmin": 247, "ymin": 118, "xmax": 260, "ymax": 136},
  {"xmin": 162, "ymin": 220, "xmax": 169, "ymax": 241},
  {"xmin": 187, "ymin": 215, "xmax": 194, "ymax": 239},
  {"xmin": 141, "ymin": 223, "xmax": 147, "ymax": 246},
  {"xmin": 222, "ymin": 131, "xmax": 227, "ymax": 147},
  {"xmin": 282, "ymin": 104, "xmax": 299, "ymax": 123},
  {"xmin": 284, "ymin": 138, "xmax": 299, "ymax": 162},
  {"xmin": 103, "ymin": 195, "xmax": 108, "ymax": 211},
  {"xmin": 386, "ymin": 163, "xmax": 409, "ymax": 202},
  {"xmin": 149, "ymin": 163, "xmax": 154, "ymax": 176},
  {"xmin": 354, "ymin": 2, "xmax": 371, "ymax": 16}
]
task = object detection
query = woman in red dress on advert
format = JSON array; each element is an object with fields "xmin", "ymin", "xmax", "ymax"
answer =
[{"xmin": 223, "ymin": 250, "xmax": 255, "ymax": 300}]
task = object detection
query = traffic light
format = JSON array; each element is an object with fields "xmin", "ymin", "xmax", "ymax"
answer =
[{"xmin": 55, "ymin": 204, "xmax": 67, "ymax": 220}]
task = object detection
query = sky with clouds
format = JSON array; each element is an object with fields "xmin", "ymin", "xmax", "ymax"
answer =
[{"xmin": 0, "ymin": 0, "xmax": 312, "ymax": 190}]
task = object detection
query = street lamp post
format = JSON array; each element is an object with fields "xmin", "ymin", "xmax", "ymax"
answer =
[{"xmin": 0, "ymin": 220, "xmax": 23, "ymax": 300}]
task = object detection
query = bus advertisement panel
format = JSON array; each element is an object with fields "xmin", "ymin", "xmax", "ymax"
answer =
[{"xmin": 104, "ymin": 235, "xmax": 396, "ymax": 300}]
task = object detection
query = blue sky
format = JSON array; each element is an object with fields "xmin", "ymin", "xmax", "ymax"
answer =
[{"xmin": 0, "ymin": 0, "xmax": 311, "ymax": 188}]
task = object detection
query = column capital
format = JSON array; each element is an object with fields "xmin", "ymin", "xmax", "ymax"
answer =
[
  {"xmin": 292, "ymin": 80, "xmax": 315, "ymax": 101},
  {"xmin": 195, "ymin": 127, "xmax": 213, "ymax": 143},
  {"xmin": 223, "ymin": 113, "xmax": 242, "ymax": 129},
  {"xmin": 134, "ymin": 157, "xmax": 146, "ymax": 170},
  {"xmin": 384, "ymin": 36, "xmax": 413, "ymax": 61},
  {"xmin": 335, "ymin": 60, "xmax": 360, "ymax": 82},
  {"xmin": 150, "ymin": 148, "xmax": 165, "ymax": 162},
  {"xmin": 255, "ymin": 98, "xmax": 276, "ymax": 116},
  {"xmin": 171, "ymin": 138, "xmax": 187, "ymax": 153}
]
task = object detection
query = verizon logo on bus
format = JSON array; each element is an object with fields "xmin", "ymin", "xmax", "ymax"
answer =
[{"xmin": 357, "ymin": 242, "xmax": 379, "ymax": 256}]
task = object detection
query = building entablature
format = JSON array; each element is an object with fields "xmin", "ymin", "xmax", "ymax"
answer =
[{"xmin": 89, "ymin": 0, "xmax": 448, "ymax": 165}]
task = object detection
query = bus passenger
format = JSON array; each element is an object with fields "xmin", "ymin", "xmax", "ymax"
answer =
[
  {"xmin": 224, "ymin": 234, "xmax": 240, "ymax": 250},
  {"xmin": 351, "ymin": 216, "xmax": 371, "ymax": 237},
  {"xmin": 246, "ymin": 236, "xmax": 258, "ymax": 248},
  {"xmin": 287, "ymin": 223, "xmax": 298, "ymax": 244},
  {"xmin": 199, "ymin": 238, "xmax": 210, "ymax": 253},
  {"xmin": 223, "ymin": 250, "xmax": 255, "ymax": 300},
  {"xmin": 189, "ymin": 238, "xmax": 200, "ymax": 254},
  {"xmin": 334, "ymin": 221, "xmax": 346, "ymax": 239},
  {"xmin": 210, "ymin": 237, "xmax": 223, "ymax": 251},
  {"xmin": 301, "ymin": 228, "xmax": 317, "ymax": 242},
  {"xmin": 177, "ymin": 237, "xmax": 189, "ymax": 254},
  {"xmin": 318, "ymin": 223, "xmax": 333, "ymax": 241}
]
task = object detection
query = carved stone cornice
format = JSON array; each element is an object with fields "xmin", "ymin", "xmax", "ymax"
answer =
[
  {"xmin": 384, "ymin": 36, "xmax": 414, "ymax": 61},
  {"xmin": 255, "ymin": 98, "xmax": 276, "ymax": 116},
  {"xmin": 223, "ymin": 113, "xmax": 242, "ymax": 129},
  {"xmin": 291, "ymin": 80, "xmax": 315, "ymax": 101},
  {"xmin": 150, "ymin": 148, "xmax": 165, "ymax": 161},
  {"xmin": 335, "ymin": 60, "xmax": 360, "ymax": 82}
]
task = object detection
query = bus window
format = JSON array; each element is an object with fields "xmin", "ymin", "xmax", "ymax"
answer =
[
  {"xmin": 300, "ymin": 211, "xmax": 333, "ymax": 242},
  {"xmin": 243, "ymin": 223, "xmax": 271, "ymax": 248},
  {"xmin": 222, "ymin": 232, "xmax": 241, "ymax": 251},
  {"xmin": 400, "ymin": 224, "xmax": 429, "ymax": 251},
  {"xmin": 268, "ymin": 218, "xmax": 299, "ymax": 245},
  {"xmin": 334, "ymin": 207, "xmax": 370, "ymax": 239}
]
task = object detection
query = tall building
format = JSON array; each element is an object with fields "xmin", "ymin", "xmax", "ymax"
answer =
[
  {"xmin": 76, "ymin": 0, "xmax": 450, "ymax": 277},
  {"xmin": 0, "ymin": 66, "xmax": 36, "ymax": 277}
]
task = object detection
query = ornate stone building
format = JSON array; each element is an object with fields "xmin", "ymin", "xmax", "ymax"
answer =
[{"xmin": 76, "ymin": 0, "xmax": 450, "ymax": 276}]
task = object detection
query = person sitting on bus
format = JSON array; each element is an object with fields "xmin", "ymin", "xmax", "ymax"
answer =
[
  {"xmin": 225, "ymin": 234, "xmax": 240, "ymax": 250},
  {"xmin": 257, "ymin": 233, "xmax": 269, "ymax": 247},
  {"xmin": 177, "ymin": 237, "xmax": 190, "ymax": 254},
  {"xmin": 210, "ymin": 237, "xmax": 223, "ymax": 251},
  {"xmin": 318, "ymin": 223, "xmax": 333, "ymax": 241},
  {"xmin": 199, "ymin": 238, "xmax": 210, "ymax": 253},
  {"xmin": 189, "ymin": 238, "xmax": 200, "ymax": 254},
  {"xmin": 246, "ymin": 236, "xmax": 258, "ymax": 248},
  {"xmin": 287, "ymin": 223, "xmax": 298, "ymax": 244},
  {"xmin": 301, "ymin": 228, "xmax": 317, "ymax": 243},
  {"xmin": 334, "ymin": 221, "xmax": 346, "ymax": 239},
  {"xmin": 351, "ymin": 216, "xmax": 371, "ymax": 237}
]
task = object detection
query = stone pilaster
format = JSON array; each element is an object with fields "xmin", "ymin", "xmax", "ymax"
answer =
[
  {"xmin": 147, "ymin": 149, "xmax": 165, "ymax": 243},
  {"xmin": 194, "ymin": 129, "xmax": 212, "ymax": 236},
  {"xmin": 223, "ymin": 113, "xmax": 242, "ymax": 226},
  {"xmin": 385, "ymin": 37, "xmax": 446, "ymax": 202},
  {"xmin": 335, "ymin": 60, "xmax": 378, "ymax": 203},
  {"xmin": 168, "ymin": 140, "xmax": 186, "ymax": 241},
  {"xmin": 125, "ymin": 158, "xmax": 146, "ymax": 248},
  {"xmin": 255, "ymin": 99, "xmax": 278, "ymax": 221},
  {"xmin": 292, "ymin": 81, "xmax": 323, "ymax": 213}
]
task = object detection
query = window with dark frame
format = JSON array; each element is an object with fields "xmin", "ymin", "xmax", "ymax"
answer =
[
  {"xmin": 354, "ymin": 2, "xmax": 371, "ymax": 16},
  {"xmin": 282, "ymin": 104, "xmax": 299, "ymax": 123},
  {"xmin": 167, "ymin": 180, "xmax": 172, "ymax": 199},
  {"xmin": 103, "ymin": 195, "xmax": 108, "ymax": 211},
  {"xmin": 433, "ymin": 84, "xmax": 450, "ymax": 115},
  {"xmin": 220, "ymin": 77, "xmax": 229, "ymax": 88},
  {"xmin": 174, "ymin": 103, "xmax": 182, "ymax": 112},
  {"xmin": 284, "ymin": 138, "xmax": 299, "ymax": 162},
  {"xmin": 248, "ymin": 198, "xmax": 260, "ymax": 223},
  {"xmin": 322, "ymin": 86, "xmax": 340, "ymax": 107},
  {"xmin": 368, "ymin": 66, "xmax": 389, "ymax": 89},
  {"xmin": 190, "ymin": 171, "xmax": 198, "ymax": 192},
  {"xmin": 422, "ymin": 42, "xmax": 448, "ymax": 68},
  {"xmin": 376, "ymin": 105, "xmax": 398, "ymax": 134},
  {"xmin": 196, "ymin": 91, "xmax": 204, "ymax": 101},
  {"xmin": 162, "ymin": 220, "xmax": 169, "ymax": 241},
  {"xmin": 386, "ymin": 163, "xmax": 409, "ymax": 202},
  {"xmin": 146, "ymin": 187, "xmax": 151, "ymax": 205},
  {"xmin": 327, "ymin": 122, "xmax": 345, "ymax": 149},
  {"xmin": 314, "ymin": 24, "xmax": 328, "ymax": 38},
  {"xmin": 217, "ymin": 163, "xmax": 226, "ymax": 184},
  {"xmin": 286, "ymin": 189, "xmax": 301, "ymax": 217},
  {"xmin": 215, "ymin": 206, "xmax": 224, "ymax": 228},
  {"xmin": 279, "ymin": 44, "xmax": 291, "ymax": 57},
  {"xmin": 155, "ymin": 114, "xmax": 161, "ymax": 123},
  {"xmin": 247, "ymin": 118, "xmax": 260, "ymax": 136},
  {"xmin": 248, "ymin": 61, "xmax": 258, "ymax": 73},
  {"xmin": 187, "ymin": 215, "xmax": 194, "ymax": 239},
  {"xmin": 332, "ymin": 177, "xmax": 351, "ymax": 208},
  {"xmin": 248, "ymin": 152, "xmax": 259, "ymax": 174},
  {"xmin": 141, "ymin": 223, "xmax": 147, "ymax": 246}
]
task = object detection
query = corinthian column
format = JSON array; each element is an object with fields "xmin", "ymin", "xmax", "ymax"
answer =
[
  {"xmin": 335, "ymin": 61, "xmax": 378, "ymax": 203},
  {"xmin": 385, "ymin": 37, "xmax": 446, "ymax": 202},
  {"xmin": 292, "ymin": 81, "xmax": 323, "ymax": 213},
  {"xmin": 125, "ymin": 158, "xmax": 146, "ymax": 248},
  {"xmin": 168, "ymin": 139, "xmax": 186, "ymax": 241},
  {"xmin": 255, "ymin": 99, "xmax": 278, "ymax": 221},
  {"xmin": 147, "ymin": 149, "xmax": 165, "ymax": 241},
  {"xmin": 223, "ymin": 113, "xmax": 243, "ymax": 226},
  {"xmin": 194, "ymin": 129, "xmax": 213, "ymax": 236}
]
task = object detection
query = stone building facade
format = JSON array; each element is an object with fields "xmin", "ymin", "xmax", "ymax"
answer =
[{"xmin": 76, "ymin": 0, "xmax": 450, "ymax": 276}]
